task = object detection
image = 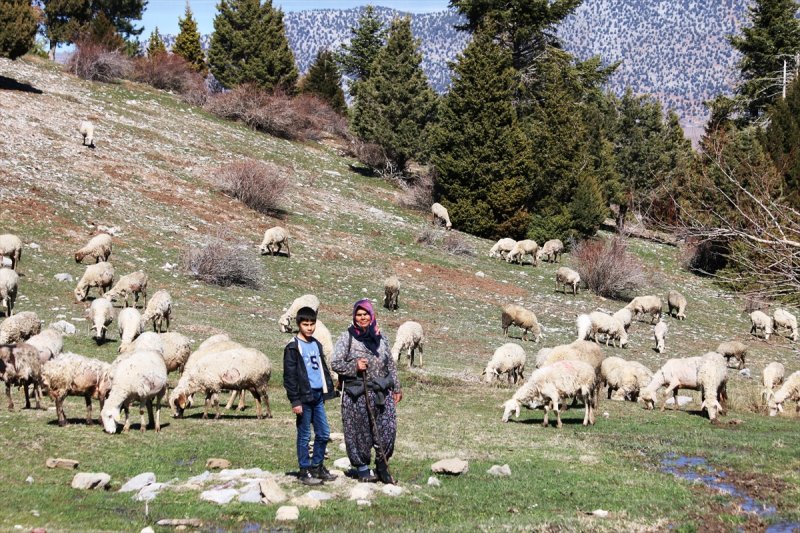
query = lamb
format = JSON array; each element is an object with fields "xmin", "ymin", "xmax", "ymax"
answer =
[
  {"xmin": 259, "ymin": 226, "xmax": 290, "ymax": 257},
  {"xmin": 87, "ymin": 297, "xmax": 114, "ymax": 343},
  {"xmin": 507, "ymin": 240, "xmax": 539, "ymax": 266},
  {"xmin": 625, "ymin": 295, "xmax": 663, "ymax": 324},
  {"xmin": 601, "ymin": 357, "xmax": 652, "ymax": 401},
  {"xmin": 26, "ymin": 328, "xmax": 63, "ymax": 364},
  {"xmin": 141, "ymin": 289, "xmax": 172, "ymax": 332},
  {"xmin": 73, "ymin": 261, "xmax": 114, "ymax": 302},
  {"xmin": 0, "ymin": 343, "xmax": 43, "ymax": 410},
  {"xmin": 430, "ymin": 202, "xmax": 452, "ymax": 230},
  {"xmin": 0, "ymin": 267, "xmax": 18, "ymax": 317},
  {"xmin": 762, "ymin": 362, "xmax": 785, "ymax": 404},
  {"xmin": 768, "ymin": 370, "xmax": 800, "ymax": 417},
  {"xmin": 750, "ymin": 310, "xmax": 773, "ymax": 340},
  {"xmin": 667, "ymin": 290, "xmax": 687, "ymax": 320},
  {"xmin": 101, "ymin": 349, "xmax": 168, "ymax": 433},
  {"xmin": 654, "ymin": 320, "xmax": 668, "ymax": 353},
  {"xmin": 640, "ymin": 356, "xmax": 703, "ymax": 411},
  {"xmin": 536, "ymin": 239, "xmax": 564, "ymax": 263},
  {"xmin": 392, "ymin": 321, "xmax": 424, "ymax": 368},
  {"xmin": 383, "ymin": 275, "xmax": 400, "ymax": 311},
  {"xmin": 120, "ymin": 331, "xmax": 192, "ymax": 374},
  {"xmin": 483, "ymin": 343, "xmax": 526, "ymax": 384},
  {"xmin": 0, "ymin": 311, "xmax": 41, "ymax": 344},
  {"xmin": 716, "ymin": 341, "xmax": 748, "ymax": 369},
  {"xmin": 41, "ymin": 353, "xmax": 110, "ymax": 426},
  {"xmin": 103, "ymin": 271, "xmax": 148, "ymax": 308},
  {"xmin": 489, "ymin": 238, "xmax": 516, "ymax": 259},
  {"xmin": 501, "ymin": 360, "xmax": 597, "ymax": 427},
  {"xmin": 117, "ymin": 307, "xmax": 143, "ymax": 350},
  {"xmin": 501, "ymin": 304, "xmax": 541, "ymax": 342},
  {"xmin": 772, "ymin": 309, "xmax": 798, "ymax": 342},
  {"xmin": 555, "ymin": 267, "xmax": 580, "ymax": 295},
  {"xmin": 0, "ymin": 234, "xmax": 23, "ymax": 271},
  {"xmin": 278, "ymin": 294, "xmax": 320, "ymax": 333},
  {"xmin": 74, "ymin": 233, "xmax": 112, "ymax": 264},
  {"xmin": 588, "ymin": 311, "xmax": 628, "ymax": 348},
  {"xmin": 79, "ymin": 120, "xmax": 95, "ymax": 147},
  {"xmin": 613, "ymin": 308, "xmax": 633, "ymax": 332},
  {"xmin": 697, "ymin": 352, "xmax": 728, "ymax": 422}
]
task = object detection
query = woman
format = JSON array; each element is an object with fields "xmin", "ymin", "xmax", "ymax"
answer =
[{"xmin": 331, "ymin": 299, "xmax": 403, "ymax": 483}]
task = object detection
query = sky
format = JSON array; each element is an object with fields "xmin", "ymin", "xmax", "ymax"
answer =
[{"xmin": 141, "ymin": 1, "xmax": 451, "ymax": 36}]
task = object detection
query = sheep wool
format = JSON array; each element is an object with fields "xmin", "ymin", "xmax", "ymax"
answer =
[
  {"xmin": 654, "ymin": 321, "xmax": 668, "ymax": 353},
  {"xmin": 117, "ymin": 307, "xmax": 143, "ymax": 350},
  {"xmin": 625, "ymin": 295, "xmax": 663, "ymax": 324},
  {"xmin": 575, "ymin": 314, "xmax": 593, "ymax": 342},
  {"xmin": 667, "ymin": 290, "xmax": 687, "ymax": 320},
  {"xmin": 101, "ymin": 349, "xmax": 168, "ymax": 433},
  {"xmin": 42, "ymin": 352, "xmax": 110, "ymax": 426},
  {"xmin": 501, "ymin": 304, "xmax": 541, "ymax": 342},
  {"xmin": 697, "ymin": 352, "xmax": 728, "ymax": 422},
  {"xmin": 613, "ymin": 308, "xmax": 633, "ymax": 332},
  {"xmin": 0, "ymin": 342, "xmax": 43, "ymax": 410},
  {"xmin": 383, "ymin": 275, "xmax": 400, "ymax": 311},
  {"xmin": 750, "ymin": 310, "xmax": 772, "ymax": 340},
  {"xmin": 640, "ymin": 356, "xmax": 703, "ymax": 411},
  {"xmin": 716, "ymin": 341, "xmax": 748, "ymax": 370},
  {"xmin": 0, "ymin": 311, "xmax": 42, "ymax": 344},
  {"xmin": 0, "ymin": 267, "xmax": 19, "ymax": 317},
  {"xmin": 278, "ymin": 294, "xmax": 320, "ymax": 333},
  {"xmin": 141, "ymin": 290, "xmax": 172, "ymax": 332},
  {"xmin": 74, "ymin": 233, "xmax": 112, "ymax": 264},
  {"xmin": 762, "ymin": 362, "xmax": 785, "ymax": 404},
  {"xmin": 74, "ymin": 261, "xmax": 114, "ymax": 302},
  {"xmin": 104, "ymin": 271, "xmax": 148, "ymax": 308},
  {"xmin": 87, "ymin": 297, "xmax": 114, "ymax": 342},
  {"xmin": 392, "ymin": 321, "xmax": 424, "ymax": 368},
  {"xmin": 588, "ymin": 311, "xmax": 628, "ymax": 348},
  {"xmin": 78, "ymin": 120, "xmax": 95, "ymax": 147},
  {"xmin": 768, "ymin": 370, "xmax": 800, "ymax": 417},
  {"xmin": 26, "ymin": 328, "xmax": 64, "ymax": 364},
  {"xmin": 0, "ymin": 234, "xmax": 23, "ymax": 271},
  {"xmin": 430, "ymin": 203, "xmax": 452, "ymax": 230},
  {"xmin": 483, "ymin": 342, "xmax": 525, "ymax": 384},
  {"xmin": 772, "ymin": 309, "xmax": 798, "ymax": 342},
  {"xmin": 489, "ymin": 238, "xmax": 516, "ymax": 259},
  {"xmin": 555, "ymin": 267, "xmax": 580, "ymax": 294},
  {"xmin": 259, "ymin": 226, "xmax": 290, "ymax": 257},
  {"xmin": 537, "ymin": 239, "xmax": 564, "ymax": 263},
  {"xmin": 507, "ymin": 240, "xmax": 539, "ymax": 265}
]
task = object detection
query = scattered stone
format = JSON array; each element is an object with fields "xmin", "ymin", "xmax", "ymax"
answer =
[
  {"xmin": 141, "ymin": 528, "xmax": 155, "ymax": 533},
  {"xmin": 290, "ymin": 495, "xmax": 321, "ymax": 509},
  {"xmin": 382, "ymin": 485, "xmax": 404, "ymax": 497},
  {"xmin": 186, "ymin": 471, "xmax": 212, "ymax": 485},
  {"xmin": 349, "ymin": 484, "xmax": 375, "ymax": 501},
  {"xmin": 333, "ymin": 457, "xmax": 351, "ymax": 470},
  {"xmin": 50, "ymin": 321, "xmax": 76, "ymax": 335},
  {"xmin": 238, "ymin": 489, "xmax": 263, "ymax": 504},
  {"xmin": 487, "ymin": 464, "xmax": 511, "ymax": 477},
  {"xmin": 603, "ymin": 412, "xmax": 610, "ymax": 418},
  {"xmin": 200, "ymin": 488, "xmax": 239, "ymax": 504},
  {"xmin": 25, "ymin": 476, "xmax": 33, "ymax": 484},
  {"xmin": 591, "ymin": 509, "xmax": 609, "ymax": 518},
  {"xmin": 71, "ymin": 472, "xmax": 111, "ymax": 490},
  {"xmin": 30, "ymin": 528, "xmax": 46, "ymax": 533},
  {"xmin": 329, "ymin": 432, "xmax": 344, "ymax": 441},
  {"xmin": 739, "ymin": 368, "xmax": 752, "ymax": 379},
  {"xmin": 339, "ymin": 442, "xmax": 347, "ymax": 452},
  {"xmin": 206, "ymin": 458, "xmax": 231, "ymax": 469},
  {"xmin": 475, "ymin": 271, "xmax": 485, "ymax": 278},
  {"xmin": 28, "ymin": 243, "xmax": 40, "ymax": 250},
  {"xmin": 357, "ymin": 499, "xmax": 371, "ymax": 507},
  {"xmin": 304, "ymin": 490, "xmax": 334, "ymax": 501},
  {"xmin": 275, "ymin": 506, "xmax": 299, "ymax": 521},
  {"xmin": 431, "ymin": 458, "xmax": 468, "ymax": 475},
  {"xmin": 119, "ymin": 472, "xmax": 156, "ymax": 492},
  {"xmin": 427, "ymin": 476, "xmax": 441, "ymax": 487},
  {"xmin": 664, "ymin": 396, "xmax": 693, "ymax": 407},
  {"xmin": 135, "ymin": 483, "xmax": 165, "ymax": 501},
  {"xmin": 155, "ymin": 519, "xmax": 203, "ymax": 527},
  {"xmin": 54, "ymin": 273, "xmax": 73, "ymax": 282},
  {"xmin": 259, "ymin": 478, "xmax": 287, "ymax": 504}
]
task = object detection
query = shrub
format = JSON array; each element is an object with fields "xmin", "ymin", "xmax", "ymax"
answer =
[
  {"xmin": 213, "ymin": 160, "xmax": 289, "ymax": 215},
  {"xmin": 416, "ymin": 228, "xmax": 474, "ymax": 256},
  {"xmin": 185, "ymin": 241, "xmax": 262, "ymax": 289},
  {"xmin": 679, "ymin": 237, "xmax": 729, "ymax": 275},
  {"xmin": 572, "ymin": 237, "xmax": 646, "ymax": 299},
  {"xmin": 398, "ymin": 170, "xmax": 434, "ymax": 210},
  {"xmin": 66, "ymin": 39, "xmax": 132, "ymax": 82},
  {"xmin": 131, "ymin": 53, "xmax": 203, "ymax": 93},
  {"xmin": 348, "ymin": 140, "xmax": 392, "ymax": 175}
]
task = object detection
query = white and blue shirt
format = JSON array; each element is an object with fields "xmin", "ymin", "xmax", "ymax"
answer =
[{"xmin": 297, "ymin": 337, "xmax": 323, "ymax": 390}]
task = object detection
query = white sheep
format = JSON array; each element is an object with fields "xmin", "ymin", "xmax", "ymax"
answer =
[
  {"xmin": 392, "ymin": 321, "xmax": 424, "ymax": 368},
  {"xmin": 489, "ymin": 238, "xmax": 516, "ymax": 259},
  {"xmin": 278, "ymin": 294, "xmax": 320, "ymax": 333},
  {"xmin": 0, "ymin": 343, "xmax": 43, "ymax": 410},
  {"xmin": 501, "ymin": 304, "xmax": 541, "ymax": 342},
  {"xmin": 555, "ymin": 267, "xmax": 581, "ymax": 295},
  {"xmin": 654, "ymin": 320, "xmax": 668, "ymax": 353},
  {"xmin": 483, "ymin": 343, "xmax": 526, "ymax": 384},
  {"xmin": 42, "ymin": 352, "xmax": 109, "ymax": 426},
  {"xmin": 0, "ymin": 311, "xmax": 41, "ymax": 344},
  {"xmin": 0, "ymin": 234, "xmax": 23, "ymax": 271},
  {"xmin": 103, "ymin": 271, "xmax": 148, "ymax": 308},
  {"xmin": 768, "ymin": 370, "xmax": 800, "ymax": 417},
  {"xmin": 121, "ymin": 331, "xmax": 192, "ymax": 375},
  {"xmin": 431, "ymin": 202, "xmax": 452, "ymax": 230},
  {"xmin": 698, "ymin": 352, "xmax": 728, "ymax": 422},
  {"xmin": 502, "ymin": 360, "xmax": 597, "ymax": 427},
  {"xmin": 383, "ymin": 275, "xmax": 400, "ymax": 311},
  {"xmin": 101, "ymin": 349, "xmax": 168, "ymax": 433},
  {"xmin": 117, "ymin": 307, "xmax": 143, "ymax": 350},
  {"xmin": 536, "ymin": 239, "xmax": 564, "ymax": 263},
  {"xmin": 74, "ymin": 261, "xmax": 114, "ymax": 302},
  {"xmin": 772, "ymin": 309, "xmax": 798, "ymax": 342},
  {"xmin": 78, "ymin": 120, "xmax": 95, "ymax": 147},
  {"xmin": 613, "ymin": 308, "xmax": 633, "ymax": 332},
  {"xmin": 575, "ymin": 314, "xmax": 593, "ymax": 342},
  {"xmin": 313, "ymin": 320, "xmax": 335, "ymax": 379},
  {"xmin": 74, "ymin": 233, "xmax": 112, "ymax": 264},
  {"xmin": 26, "ymin": 328, "xmax": 64, "ymax": 364},
  {"xmin": 87, "ymin": 297, "xmax": 114, "ymax": 343},
  {"xmin": 640, "ymin": 356, "xmax": 703, "ymax": 411},
  {"xmin": 507, "ymin": 240, "xmax": 539, "ymax": 266},
  {"xmin": 588, "ymin": 311, "xmax": 628, "ymax": 348},
  {"xmin": 762, "ymin": 362, "xmax": 785, "ymax": 404},
  {"xmin": 0, "ymin": 267, "xmax": 18, "ymax": 317},
  {"xmin": 259, "ymin": 226, "xmax": 290, "ymax": 257},
  {"xmin": 667, "ymin": 290, "xmax": 687, "ymax": 320},
  {"xmin": 141, "ymin": 289, "xmax": 172, "ymax": 332},
  {"xmin": 625, "ymin": 295, "xmax": 663, "ymax": 324},
  {"xmin": 601, "ymin": 356, "xmax": 652, "ymax": 401},
  {"xmin": 716, "ymin": 341, "xmax": 748, "ymax": 369},
  {"xmin": 750, "ymin": 310, "xmax": 773, "ymax": 340}
]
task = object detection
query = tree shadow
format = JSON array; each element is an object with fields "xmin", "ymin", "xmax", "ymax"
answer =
[
  {"xmin": 0, "ymin": 76, "xmax": 43, "ymax": 94},
  {"xmin": 348, "ymin": 162, "xmax": 378, "ymax": 178}
]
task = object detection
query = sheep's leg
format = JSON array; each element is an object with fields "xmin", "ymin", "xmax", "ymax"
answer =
[
  {"xmin": 417, "ymin": 344, "xmax": 423, "ymax": 368},
  {"xmin": 33, "ymin": 383, "xmax": 42, "ymax": 410},
  {"xmin": 122, "ymin": 405, "xmax": 131, "ymax": 433},
  {"xmin": 555, "ymin": 402, "xmax": 563, "ymax": 429},
  {"xmin": 57, "ymin": 396, "xmax": 67, "ymax": 426},
  {"xmin": 237, "ymin": 391, "xmax": 246, "ymax": 411},
  {"xmin": 252, "ymin": 389, "xmax": 262, "ymax": 419},
  {"xmin": 140, "ymin": 400, "xmax": 149, "ymax": 432},
  {"xmin": 285, "ymin": 240, "xmax": 290, "ymax": 258},
  {"xmin": 542, "ymin": 404, "xmax": 550, "ymax": 427},
  {"xmin": 224, "ymin": 391, "xmax": 238, "ymax": 410},
  {"xmin": 582, "ymin": 392, "xmax": 590, "ymax": 426},
  {"xmin": 23, "ymin": 383, "xmax": 31, "ymax": 409},
  {"xmin": 203, "ymin": 393, "xmax": 211, "ymax": 419},
  {"xmin": 165, "ymin": 313, "xmax": 170, "ymax": 332},
  {"xmin": 408, "ymin": 348, "xmax": 414, "ymax": 369},
  {"xmin": 214, "ymin": 393, "xmax": 221, "ymax": 420},
  {"xmin": 522, "ymin": 328, "xmax": 528, "ymax": 342},
  {"xmin": 84, "ymin": 394, "xmax": 93, "ymax": 425},
  {"xmin": 261, "ymin": 388, "xmax": 272, "ymax": 418},
  {"xmin": 154, "ymin": 391, "xmax": 163, "ymax": 432}
]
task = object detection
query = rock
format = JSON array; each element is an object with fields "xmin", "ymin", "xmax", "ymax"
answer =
[
  {"xmin": 135, "ymin": 483, "xmax": 165, "ymax": 501},
  {"xmin": 30, "ymin": 528, "xmax": 46, "ymax": 533},
  {"xmin": 592, "ymin": 509, "xmax": 609, "ymax": 518},
  {"xmin": 487, "ymin": 464, "xmax": 511, "ymax": 477},
  {"xmin": 603, "ymin": 412, "xmax": 610, "ymax": 418},
  {"xmin": 155, "ymin": 519, "xmax": 203, "ymax": 528},
  {"xmin": 329, "ymin": 432, "xmax": 344, "ymax": 441},
  {"xmin": 238, "ymin": 489, "xmax": 263, "ymax": 504},
  {"xmin": 199, "ymin": 488, "xmax": 239, "ymax": 504},
  {"xmin": 333, "ymin": 457, "xmax": 351, "ymax": 470},
  {"xmin": 46, "ymin": 458, "xmax": 79, "ymax": 470},
  {"xmin": 50, "ymin": 321, "xmax": 76, "ymax": 335},
  {"xmin": 427, "ymin": 476, "xmax": 441, "ymax": 487},
  {"xmin": 206, "ymin": 458, "xmax": 231, "ymax": 469},
  {"xmin": 339, "ymin": 442, "xmax": 347, "ymax": 452},
  {"xmin": 71, "ymin": 472, "xmax": 111, "ymax": 490},
  {"xmin": 357, "ymin": 499, "xmax": 371, "ymax": 507},
  {"xmin": 186, "ymin": 471, "xmax": 212, "ymax": 485},
  {"xmin": 739, "ymin": 368, "xmax": 752, "ymax": 379},
  {"xmin": 349, "ymin": 484, "xmax": 375, "ymax": 501},
  {"xmin": 290, "ymin": 495, "xmax": 321, "ymax": 509},
  {"xmin": 275, "ymin": 506, "xmax": 299, "ymax": 521},
  {"xmin": 304, "ymin": 490, "xmax": 334, "ymax": 501},
  {"xmin": 382, "ymin": 485, "xmax": 404, "ymax": 497},
  {"xmin": 54, "ymin": 273, "xmax": 73, "ymax": 282},
  {"xmin": 431, "ymin": 458, "xmax": 469, "ymax": 475},
  {"xmin": 475, "ymin": 271, "xmax": 485, "ymax": 278},
  {"xmin": 141, "ymin": 528, "xmax": 155, "ymax": 533},
  {"xmin": 28, "ymin": 243, "xmax": 40, "ymax": 250},
  {"xmin": 259, "ymin": 478, "xmax": 287, "ymax": 504},
  {"xmin": 665, "ymin": 396, "xmax": 693, "ymax": 407},
  {"xmin": 119, "ymin": 472, "xmax": 156, "ymax": 492}
]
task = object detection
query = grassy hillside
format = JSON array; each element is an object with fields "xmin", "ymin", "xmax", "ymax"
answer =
[{"xmin": 1, "ymin": 56, "xmax": 799, "ymax": 533}]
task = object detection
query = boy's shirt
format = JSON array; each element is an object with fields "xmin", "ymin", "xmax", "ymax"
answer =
[{"xmin": 297, "ymin": 336, "xmax": 323, "ymax": 390}]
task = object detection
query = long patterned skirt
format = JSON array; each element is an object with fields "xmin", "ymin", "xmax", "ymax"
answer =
[{"xmin": 341, "ymin": 390, "xmax": 397, "ymax": 467}]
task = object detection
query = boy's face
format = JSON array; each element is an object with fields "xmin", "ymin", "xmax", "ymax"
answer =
[{"xmin": 297, "ymin": 319, "xmax": 316, "ymax": 339}]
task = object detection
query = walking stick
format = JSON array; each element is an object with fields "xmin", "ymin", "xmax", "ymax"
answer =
[{"xmin": 361, "ymin": 370, "xmax": 395, "ymax": 484}]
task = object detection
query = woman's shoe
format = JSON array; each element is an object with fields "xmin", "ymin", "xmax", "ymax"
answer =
[
  {"xmin": 357, "ymin": 468, "xmax": 378, "ymax": 483},
  {"xmin": 375, "ymin": 459, "xmax": 395, "ymax": 484}
]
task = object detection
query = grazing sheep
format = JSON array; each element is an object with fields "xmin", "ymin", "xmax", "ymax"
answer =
[
  {"xmin": 772, "ymin": 309, "xmax": 798, "ymax": 342},
  {"xmin": 625, "ymin": 295, "xmax": 663, "ymax": 324},
  {"xmin": 698, "ymin": 352, "xmax": 728, "ymax": 422},
  {"xmin": 0, "ymin": 311, "xmax": 41, "ymax": 344},
  {"xmin": 259, "ymin": 226, "xmax": 290, "ymax": 257},
  {"xmin": 0, "ymin": 343, "xmax": 43, "ymax": 410},
  {"xmin": 117, "ymin": 307, "xmax": 143, "ymax": 350},
  {"xmin": 762, "ymin": 362, "xmax": 786, "ymax": 404},
  {"xmin": 750, "ymin": 310, "xmax": 773, "ymax": 340},
  {"xmin": 501, "ymin": 304, "xmax": 541, "ymax": 342},
  {"xmin": 0, "ymin": 267, "xmax": 18, "ymax": 317},
  {"xmin": 383, "ymin": 275, "xmax": 400, "ymax": 311},
  {"xmin": 74, "ymin": 261, "xmax": 114, "ymax": 302},
  {"xmin": 507, "ymin": 240, "xmax": 539, "ymax": 266},
  {"xmin": 654, "ymin": 320, "xmax": 668, "ymax": 353},
  {"xmin": 555, "ymin": 267, "xmax": 581, "ymax": 295},
  {"xmin": 483, "ymin": 343, "xmax": 526, "ymax": 385},
  {"xmin": 768, "ymin": 370, "xmax": 800, "ymax": 417},
  {"xmin": 120, "ymin": 331, "xmax": 192, "ymax": 375},
  {"xmin": 141, "ymin": 290, "xmax": 172, "ymax": 332},
  {"xmin": 588, "ymin": 311, "xmax": 628, "ymax": 348},
  {"xmin": 601, "ymin": 357, "xmax": 652, "ymax": 401},
  {"xmin": 278, "ymin": 294, "xmax": 320, "ymax": 333},
  {"xmin": 537, "ymin": 239, "xmax": 564, "ymax": 263},
  {"xmin": 74, "ymin": 233, "xmax": 112, "ymax": 264},
  {"xmin": 640, "ymin": 356, "xmax": 703, "ymax": 411},
  {"xmin": 613, "ymin": 308, "xmax": 633, "ymax": 332},
  {"xmin": 489, "ymin": 238, "xmax": 516, "ymax": 259},
  {"xmin": 26, "ymin": 328, "xmax": 63, "ymax": 364},
  {"xmin": 667, "ymin": 290, "xmax": 687, "ymax": 320},
  {"xmin": 42, "ymin": 353, "xmax": 109, "ymax": 426},
  {"xmin": 79, "ymin": 120, "xmax": 95, "ymax": 147},
  {"xmin": 536, "ymin": 340, "xmax": 605, "ymax": 393},
  {"xmin": 502, "ymin": 360, "xmax": 597, "ymax": 427},
  {"xmin": 716, "ymin": 341, "xmax": 748, "ymax": 370},
  {"xmin": 576, "ymin": 314, "xmax": 593, "ymax": 342},
  {"xmin": 0, "ymin": 234, "xmax": 23, "ymax": 271},
  {"xmin": 431, "ymin": 202, "xmax": 452, "ymax": 230},
  {"xmin": 103, "ymin": 271, "xmax": 148, "ymax": 308},
  {"xmin": 101, "ymin": 350, "xmax": 168, "ymax": 433},
  {"xmin": 392, "ymin": 321, "xmax": 424, "ymax": 368},
  {"xmin": 87, "ymin": 297, "xmax": 114, "ymax": 343}
]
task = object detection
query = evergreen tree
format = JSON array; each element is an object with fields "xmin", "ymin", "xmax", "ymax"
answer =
[
  {"xmin": 763, "ymin": 79, "xmax": 800, "ymax": 205},
  {"xmin": 208, "ymin": 0, "xmax": 297, "ymax": 91},
  {"xmin": 146, "ymin": 26, "xmax": 166, "ymax": 57},
  {"xmin": 299, "ymin": 49, "xmax": 347, "ymax": 114},
  {"xmin": 351, "ymin": 17, "xmax": 436, "ymax": 173},
  {"xmin": 337, "ymin": 5, "xmax": 386, "ymax": 98},
  {"xmin": 173, "ymin": 2, "xmax": 206, "ymax": 74},
  {"xmin": 42, "ymin": 0, "xmax": 146, "ymax": 55},
  {"xmin": 0, "ymin": 0, "xmax": 37, "ymax": 60}
]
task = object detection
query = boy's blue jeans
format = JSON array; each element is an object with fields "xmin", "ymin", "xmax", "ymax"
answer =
[{"xmin": 296, "ymin": 389, "xmax": 330, "ymax": 469}]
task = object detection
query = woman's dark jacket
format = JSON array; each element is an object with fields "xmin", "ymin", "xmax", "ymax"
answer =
[{"xmin": 283, "ymin": 337, "xmax": 337, "ymax": 408}]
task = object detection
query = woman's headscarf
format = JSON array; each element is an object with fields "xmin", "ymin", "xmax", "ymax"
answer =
[{"xmin": 348, "ymin": 298, "xmax": 382, "ymax": 353}]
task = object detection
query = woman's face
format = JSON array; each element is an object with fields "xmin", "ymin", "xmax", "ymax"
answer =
[{"xmin": 355, "ymin": 307, "xmax": 371, "ymax": 329}]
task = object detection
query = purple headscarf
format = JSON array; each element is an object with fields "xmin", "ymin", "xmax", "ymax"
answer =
[{"xmin": 348, "ymin": 298, "xmax": 382, "ymax": 353}]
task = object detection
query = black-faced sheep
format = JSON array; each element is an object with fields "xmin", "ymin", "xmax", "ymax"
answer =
[
  {"xmin": 74, "ymin": 233, "xmax": 112, "ymax": 264},
  {"xmin": 74, "ymin": 261, "xmax": 114, "ymax": 302}
]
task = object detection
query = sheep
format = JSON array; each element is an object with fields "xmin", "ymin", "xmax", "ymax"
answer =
[
  {"xmin": 750, "ymin": 310, "xmax": 773, "ymax": 340},
  {"xmin": 392, "ymin": 321, "xmax": 424, "ymax": 368},
  {"xmin": 259, "ymin": 226, "xmax": 290, "ymax": 257},
  {"xmin": 654, "ymin": 320, "xmax": 668, "ymax": 353},
  {"xmin": 26, "ymin": 328, "xmax": 63, "ymax": 364},
  {"xmin": 576, "ymin": 314, "xmax": 593, "ymax": 342},
  {"xmin": 536, "ymin": 239, "xmax": 564, "ymax": 263},
  {"xmin": 588, "ymin": 311, "xmax": 628, "ymax": 348},
  {"xmin": 0, "ymin": 267, "xmax": 18, "ymax": 317},
  {"xmin": 181, "ymin": 333, "xmax": 247, "ymax": 412},
  {"xmin": 768, "ymin": 370, "xmax": 800, "ymax": 417},
  {"xmin": 74, "ymin": 233, "xmax": 112, "ymax": 264},
  {"xmin": 772, "ymin": 309, "xmax": 798, "ymax": 342},
  {"xmin": 431, "ymin": 202, "xmax": 452, "ymax": 230},
  {"xmin": 507, "ymin": 240, "xmax": 539, "ymax": 266},
  {"xmin": 613, "ymin": 308, "xmax": 633, "ymax": 332},
  {"xmin": 489, "ymin": 238, "xmax": 516, "ymax": 259},
  {"xmin": 555, "ymin": 267, "xmax": 580, "ymax": 295},
  {"xmin": 604, "ymin": 360, "xmax": 653, "ymax": 401},
  {"xmin": 86, "ymin": 297, "xmax": 114, "ymax": 343},
  {"xmin": 501, "ymin": 360, "xmax": 597, "ymax": 427},
  {"xmin": 0, "ymin": 234, "xmax": 23, "ymax": 271},
  {"xmin": 170, "ymin": 345, "xmax": 273, "ymax": 420},
  {"xmin": 120, "ymin": 331, "xmax": 192, "ymax": 375},
  {"xmin": 716, "ymin": 341, "xmax": 748, "ymax": 370},
  {"xmin": 41, "ymin": 353, "xmax": 110, "ymax": 426},
  {"xmin": 79, "ymin": 120, "xmax": 95, "ymax": 147},
  {"xmin": 383, "ymin": 275, "xmax": 400, "ymax": 311},
  {"xmin": 103, "ymin": 271, "xmax": 148, "ymax": 308},
  {"xmin": 483, "ymin": 343, "xmax": 526, "ymax": 384},
  {"xmin": 278, "ymin": 294, "xmax": 320, "ymax": 333},
  {"xmin": 762, "ymin": 362, "xmax": 786, "ymax": 404},
  {"xmin": 625, "ymin": 295, "xmax": 663, "ymax": 324},
  {"xmin": 73, "ymin": 261, "xmax": 114, "ymax": 302},
  {"xmin": 501, "ymin": 304, "xmax": 541, "ymax": 342},
  {"xmin": 640, "ymin": 356, "xmax": 703, "ymax": 411},
  {"xmin": 101, "ymin": 349, "xmax": 168, "ymax": 433},
  {"xmin": 313, "ymin": 320, "xmax": 334, "ymax": 360},
  {"xmin": 667, "ymin": 290, "xmax": 687, "ymax": 320},
  {"xmin": 698, "ymin": 352, "xmax": 728, "ymax": 422},
  {"xmin": 141, "ymin": 289, "xmax": 172, "ymax": 332},
  {"xmin": 0, "ymin": 311, "xmax": 41, "ymax": 344},
  {"xmin": 117, "ymin": 307, "xmax": 143, "ymax": 350},
  {"xmin": 0, "ymin": 343, "xmax": 43, "ymax": 410}
]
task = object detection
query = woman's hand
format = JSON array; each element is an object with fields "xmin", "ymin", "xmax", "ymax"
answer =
[
  {"xmin": 356, "ymin": 358, "xmax": 368, "ymax": 371},
  {"xmin": 292, "ymin": 405, "xmax": 303, "ymax": 415},
  {"xmin": 393, "ymin": 391, "xmax": 403, "ymax": 404}
]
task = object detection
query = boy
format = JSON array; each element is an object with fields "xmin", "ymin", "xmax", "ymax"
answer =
[{"xmin": 283, "ymin": 306, "xmax": 337, "ymax": 485}]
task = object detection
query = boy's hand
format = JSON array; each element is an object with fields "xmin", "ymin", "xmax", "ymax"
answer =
[
  {"xmin": 356, "ymin": 358, "xmax": 368, "ymax": 371},
  {"xmin": 292, "ymin": 405, "xmax": 303, "ymax": 415}
]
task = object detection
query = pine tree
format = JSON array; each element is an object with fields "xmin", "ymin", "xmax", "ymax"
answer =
[
  {"xmin": 42, "ymin": 0, "xmax": 146, "ymax": 55},
  {"xmin": 174, "ymin": 2, "xmax": 206, "ymax": 74},
  {"xmin": 763, "ymin": 79, "xmax": 800, "ymax": 205},
  {"xmin": 299, "ymin": 50, "xmax": 347, "ymax": 114},
  {"xmin": 337, "ymin": 5, "xmax": 386, "ymax": 98},
  {"xmin": 351, "ymin": 17, "xmax": 436, "ymax": 173},
  {"xmin": 146, "ymin": 27, "xmax": 166, "ymax": 57},
  {"xmin": 0, "ymin": 0, "xmax": 37, "ymax": 60}
]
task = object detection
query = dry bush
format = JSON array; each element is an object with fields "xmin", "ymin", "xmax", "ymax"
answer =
[
  {"xmin": 131, "ymin": 53, "xmax": 202, "ymax": 93},
  {"xmin": 185, "ymin": 242, "xmax": 262, "ymax": 289},
  {"xmin": 572, "ymin": 237, "xmax": 646, "ymax": 299},
  {"xmin": 398, "ymin": 170, "xmax": 434, "ymax": 210},
  {"xmin": 204, "ymin": 84, "xmax": 270, "ymax": 121},
  {"xmin": 180, "ymin": 74, "xmax": 209, "ymax": 106},
  {"xmin": 213, "ymin": 160, "xmax": 289, "ymax": 215},
  {"xmin": 348, "ymin": 140, "xmax": 391, "ymax": 173},
  {"xmin": 441, "ymin": 233, "xmax": 475, "ymax": 256},
  {"xmin": 742, "ymin": 294, "xmax": 770, "ymax": 314},
  {"xmin": 66, "ymin": 39, "xmax": 132, "ymax": 82},
  {"xmin": 416, "ymin": 228, "xmax": 439, "ymax": 246},
  {"xmin": 679, "ymin": 237, "xmax": 728, "ymax": 275}
]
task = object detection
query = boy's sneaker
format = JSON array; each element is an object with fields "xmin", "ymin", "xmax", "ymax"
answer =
[
  {"xmin": 298, "ymin": 468, "xmax": 323, "ymax": 486},
  {"xmin": 310, "ymin": 463, "xmax": 337, "ymax": 481}
]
